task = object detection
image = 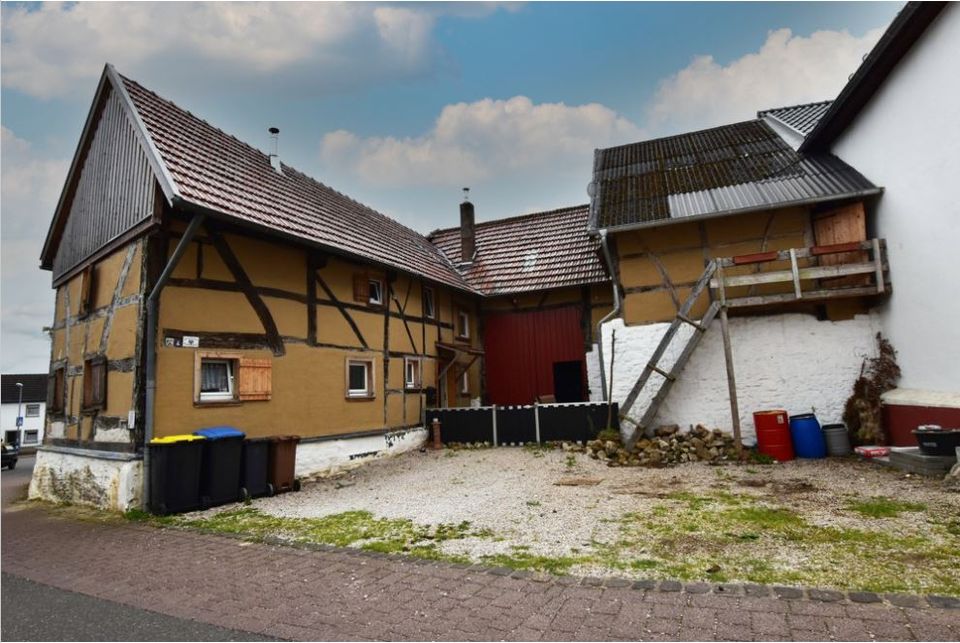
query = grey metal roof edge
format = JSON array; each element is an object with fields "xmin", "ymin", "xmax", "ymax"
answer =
[
  {"xmin": 800, "ymin": 2, "xmax": 948, "ymax": 152},
  {"xmin": 595, "ymin": 186, "xmax": 884, "ymax": 235},
  {"xmin": 760, "ymin": 111, "xmax": 809, "ymax": 141}
]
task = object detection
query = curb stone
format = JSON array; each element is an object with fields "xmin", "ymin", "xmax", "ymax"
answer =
[{"xmin": 137, "ymin": 517, "xmax": 956, "ymax": 610}]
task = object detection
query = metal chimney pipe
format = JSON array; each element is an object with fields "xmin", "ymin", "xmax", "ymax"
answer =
[
  {"xmin": 459, "ymin": 188, "xmax": 475, "ymax": 263},
  {"xmin": 268, "ymin": 127, "xmax": 282, "ymax": 174}
]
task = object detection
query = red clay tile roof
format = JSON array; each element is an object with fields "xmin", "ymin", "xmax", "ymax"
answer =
[
  {"xmin": 121, "ymin": 76, "xmax": 472, "ymax": 292},
  {"xmin": 428, "ymin": 205, "xmax": 609, "ymax": 296}
]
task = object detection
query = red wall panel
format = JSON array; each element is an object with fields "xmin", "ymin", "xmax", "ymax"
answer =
[{"xmin": 483, "ymin": 306, "xmax": 585, "ymax": 406}]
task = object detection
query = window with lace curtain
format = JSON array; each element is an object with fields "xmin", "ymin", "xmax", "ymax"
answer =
[{"xmin": 200, "ymin": 358, "xmax": 235, "ymax": 401}]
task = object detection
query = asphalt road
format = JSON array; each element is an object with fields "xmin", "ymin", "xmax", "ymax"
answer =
[{"xmin": 1, "ymin": 455, "xmax": 275, "ymax": 642}]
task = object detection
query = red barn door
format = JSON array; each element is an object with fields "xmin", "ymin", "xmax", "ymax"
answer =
[{"xmin": 483, "ymin": 306, "xmax": 586, "ymax": 406}]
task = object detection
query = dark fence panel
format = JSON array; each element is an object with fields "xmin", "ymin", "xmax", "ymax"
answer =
[
  {"xmin": 426, "ymin": 408, "xmax": 493, "ymax": 444},
  {"xmin": 496, "ymin": 406, "xmax": 537, "ymax": 444},
  {"xmin": 539, "ymin": 402, "xmax": 616, "ymax": 442}
]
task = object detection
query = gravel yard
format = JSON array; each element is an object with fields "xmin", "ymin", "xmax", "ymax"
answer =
[{"xmin": 178, "ymin": 446, "xmax": 960, "ymax": 595}]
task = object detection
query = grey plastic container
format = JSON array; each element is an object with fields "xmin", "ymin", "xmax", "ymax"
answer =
[{"xmin": 822, "ymin": 423, "xmax": 852, "ymax": 456}]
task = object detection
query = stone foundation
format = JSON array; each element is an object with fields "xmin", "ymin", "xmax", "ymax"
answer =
[{"xmin": 29, "ymin": 446, "xmax": 142, "ymax": 511}]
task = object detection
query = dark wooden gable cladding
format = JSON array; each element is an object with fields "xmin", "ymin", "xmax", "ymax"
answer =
[{"xmin": 50, "ymin": 83, "xmax": 158, "ymax": 283}]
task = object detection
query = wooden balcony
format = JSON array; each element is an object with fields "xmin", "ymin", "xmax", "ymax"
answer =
[{"xmin": 710, "ymin": 239, "xmax": 889, "ymax": 308}]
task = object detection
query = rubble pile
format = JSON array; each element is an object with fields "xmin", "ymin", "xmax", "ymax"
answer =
[{"xmin": 586, "ymin": 424, "xmax": 740, "ymax": 467}]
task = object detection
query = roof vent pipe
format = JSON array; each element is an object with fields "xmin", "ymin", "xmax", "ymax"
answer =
[
  {"xmin": 460, "ymin": 187, "xmax": 475, "ymax": 263},
  {"xmin": 268, "ymin": 127, "xmax": 282, "ymax": 175}
]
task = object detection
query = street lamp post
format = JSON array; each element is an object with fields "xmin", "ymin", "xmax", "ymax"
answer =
[{"xmin": 16, "ymin": 382, "xmax": 23, "ymax": 446}]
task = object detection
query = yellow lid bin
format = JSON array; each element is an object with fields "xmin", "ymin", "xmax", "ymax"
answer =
[{"xmin": 149, "ymin": 434, "xmax": 206, "ymax": 445}]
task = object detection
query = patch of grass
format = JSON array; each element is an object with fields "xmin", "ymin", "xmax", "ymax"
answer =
[
  {"xmin": 847, "ymin": 496, "xmax": 927, "ymax": 519},
  {"xmin": 945, "ymin": 520, "xmax": 960, "ymax": 537},
  {"xmin": 596, "ymin": 428, "xmax": 622, "ymax": 443},
  {"xmin": 723, "ymin": 506, "xmax": 805, "ymax": 530},
  {"xmin": 564, "ymin": 454, "xmax": 576, "ymax": 469},
  {"xmin": 747, "ymin": 451, "xmax": 776, "ymax": 465},
  {"xmin": 525, "ymin": 500, "xmax": 541, "ymax": 508},
  {"xmin": 482, "ymin": 551, "xmax": 582, "ymax": 575}
]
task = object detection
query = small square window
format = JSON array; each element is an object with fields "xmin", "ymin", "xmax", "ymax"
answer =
[
  {"xmin": 368, "ymin": 279, "xmax": 383, "ymax": 306},
  {"xmin": 82, "ymin": 356, "xmax": 107, "ymax": 411},
  {"xmin": 199, "ymin": 358, "xmax": 235, "ymax": 402},
  {"xmin": 404, "ymin": 357, "xmax": 422, "ymax": 389},
  {"xmin": 456, "ymin": 310, "xmax": 470, "ymax": 339},
  {"xmin": 346, "ymin": 359, "xmax": 375, "ymax": 398},
  {"xmin": 423, "ymin": 287, "xmax": 435, "ymax": 319},
  {"xmin": 23, "ymin": 430, "xmax": 39, "ymax": 445},
  {"xmin": 25, "ymin": 404, "xmax": 40, "ymax": 418}
]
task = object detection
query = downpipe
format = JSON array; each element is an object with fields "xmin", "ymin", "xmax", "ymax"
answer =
[
  {"xmin": 142, "ymin": 214, "xmax": 206, "ymax": 508},
  {"xmin": 595, "ymin": 230, "xmax": 621, "ymax": 403}
]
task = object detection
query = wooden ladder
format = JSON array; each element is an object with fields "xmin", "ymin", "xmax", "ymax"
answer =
[{"xmin": 620, "ymin": 260, "xmax": 720, "ymax": 450}]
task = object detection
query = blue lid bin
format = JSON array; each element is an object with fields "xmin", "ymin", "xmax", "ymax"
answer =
[{"xmin": 193, "ymin": 426, "xmax": 246, "ymax": 508}]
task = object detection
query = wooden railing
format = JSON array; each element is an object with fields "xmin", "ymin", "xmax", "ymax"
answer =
[{"xmin": 710, "ymin": 239, "xmax": 889, "ymax": 308}]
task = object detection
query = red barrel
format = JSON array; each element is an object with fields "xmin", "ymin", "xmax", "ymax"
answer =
[{"xmin": 753, "ymin": 410, "xmax": 794, "ymax": 461}]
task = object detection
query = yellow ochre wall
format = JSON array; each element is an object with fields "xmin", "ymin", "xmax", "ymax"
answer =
[
  {"xmin": 153, "ymin": 223, "xmax": 482, "ymax": 440},
  {"xmin": 615, "ymin": 207, "xmax": 815, "ymax": 325},
  {"xmin": 47, "ymin": 240, "xmax": 145, "ymax": 444}
]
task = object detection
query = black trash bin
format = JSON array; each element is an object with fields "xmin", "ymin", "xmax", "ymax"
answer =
[
  {"xmin": 240, "ymin": 437, "xmax": 273, "ymax": 500},
  {"xmin": 193, "ymin": 426, "xmax": 246, "ymax": 508},
  {"xmin": 148, "ymin": 434, "xmax": 206, "ymax": 515}
]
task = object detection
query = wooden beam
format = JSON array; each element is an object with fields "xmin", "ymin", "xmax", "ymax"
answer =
[
  {"xmin": 710, "ymin": 261, "xmax": 886, "ymax": 288},
  {"xmin": 207, "ymin": 225, "xmax": 285, "ymax": 356},
  {"xmin": 725, "ymin": 285, "xmax": 889, "ymax": 308},
  {"xmin": 315, "ymin": 272, "xmax": 368, "ymax": 349}
]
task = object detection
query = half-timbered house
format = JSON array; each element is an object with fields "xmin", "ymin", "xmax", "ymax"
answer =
[{"xmin": 30, "ymin": 65, "xmax": 613, "ymax": 510}]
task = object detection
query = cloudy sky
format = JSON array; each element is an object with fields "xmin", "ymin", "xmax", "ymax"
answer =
[{"xmin": 1, "ymin": 1, "xmax": 901, "ymax": 373}]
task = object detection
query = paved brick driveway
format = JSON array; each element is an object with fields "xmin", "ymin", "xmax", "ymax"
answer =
[{"xmin": 2, "ymin": 503, "xmax": 958, "ymax": 641}]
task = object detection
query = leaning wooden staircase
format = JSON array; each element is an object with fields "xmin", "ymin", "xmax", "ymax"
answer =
[{"xmin": 620, "ymin": 260, "xmax": 720, "ymax": 450}]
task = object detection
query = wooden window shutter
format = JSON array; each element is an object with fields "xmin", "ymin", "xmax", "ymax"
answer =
[
  {"xmin": 238, "ymin": 358, "xmax": 272, "ymax": 401},
  {"xmin": 352, "ymin": 272, "xmax": 369, "ymax": 303},
  {"xmin": 83, "ymin": 357, "xmax": 107, "ymax": 411},
  {"xmin": 79, "ymin": 266, "xmax": 95, "ymax": 316}
]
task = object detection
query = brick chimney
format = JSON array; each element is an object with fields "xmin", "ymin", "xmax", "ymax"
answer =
[{"xmin": 460, "ymin": 187, "xmax": 475, "ymax": 263}]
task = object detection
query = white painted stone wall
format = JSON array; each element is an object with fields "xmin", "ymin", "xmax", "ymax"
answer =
[
  {"xmin": 29, "ymin": 448, "xmax": 142, "ymax": 511},
  {"xmin": 296, "ymin": 427, "xmax": 427, "ymax": 479},
  {"xmin": 831, "ymin": 5, "xmax": 960, "ymax": 396},
  {"xmin": 587, "ymin": 313, "xmax": 881, "ymax": 441}
]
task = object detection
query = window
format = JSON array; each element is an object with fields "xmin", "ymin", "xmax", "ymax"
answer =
[
  {"xmin": 79, "ymin": 265, "xmax": 97, "ymax": 317},
  {"xmin": 456, "ymin": 310, "xmax": 470, "ymax": 339},
  {"xmin": 404, "ymin": 357, "xmax": 422, "ymax": 389},
  {"xmin": 346, "ymin": 358, "xmax": 375, "ymax": 398},
  {"xmin": 23, "ymin": 430, "xmax": 39, "ymax": 445},
  {"xmin": 368, "ymin": 279, "xmax": 384, "ymax": 306},
  {"xmin": 199, "ymin": 358, "xmax": 235, "ymax": 402},
  {"xmin": 194, "ymin": 352, "xmax": 272, "ymax": 404},
  {"xmin": 82, "ymin": 356, "xmax": 107, "ymax": 411},
  {"xmin": 25, "ymin": 404, "xmax": 40, "ymax": 418},
  {"xmin": 49, "ymin": 368, "xmax": 65, "ymax": 413},
  {"xmin": 460, "ymin": 369, "xmax": 470, "ymax": 395},
  {"xmin": 423, "ymin": 287, "xmax": 435, "ymax": 319}
]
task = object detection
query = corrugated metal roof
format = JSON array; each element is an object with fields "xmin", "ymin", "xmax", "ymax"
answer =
[
  {"xmin": 121, "ymin": 76, "xmax": 473, "ymax": 293},
  {"xmin": 591, "ymin": 119, "xmax": 880, "ymax": 231},
  {"xmin": 428, "ymin": 205, "xmax": 608, "ymax": 296},
  {"xmin": 758, "ymin": 101, "xmax": 833, "ymax": 136}
]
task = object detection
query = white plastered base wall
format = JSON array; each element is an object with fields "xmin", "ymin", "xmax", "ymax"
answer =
[
  {"xmin": 295, "ymin": 427, "xmax": 428, "ymax": 480},
  {"xmin": 29, "ymin": 447, "xmax": 143, "ymax": 511},
  {"xmin": 586, "ymin": 313, "xmax": 881, "ymax": 442}
]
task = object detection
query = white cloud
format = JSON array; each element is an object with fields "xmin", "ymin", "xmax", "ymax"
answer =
[
  {"xmin": 646, "ymin": 27, "xmax": 885, "ymax": 135},
  {"xmin": 321, "ymin": 96, "xmax": 643, "ymax": 187},
  {"xmin": 1, "ymin": 127, "xmax": 69, "ymax": 372},
  {"xmin": 0, "ymin": 2, "xmax": 509, "ymax": 99}
]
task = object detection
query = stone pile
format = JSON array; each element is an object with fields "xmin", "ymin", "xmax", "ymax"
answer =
[{"xmin": 586, "ymin": 424, "xmax": 740, "ymax": 467}]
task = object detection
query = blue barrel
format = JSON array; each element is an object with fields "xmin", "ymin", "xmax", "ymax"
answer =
[{"xmin": 789, "ymin": 413, "xmax": 827, "ymax": 459}]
